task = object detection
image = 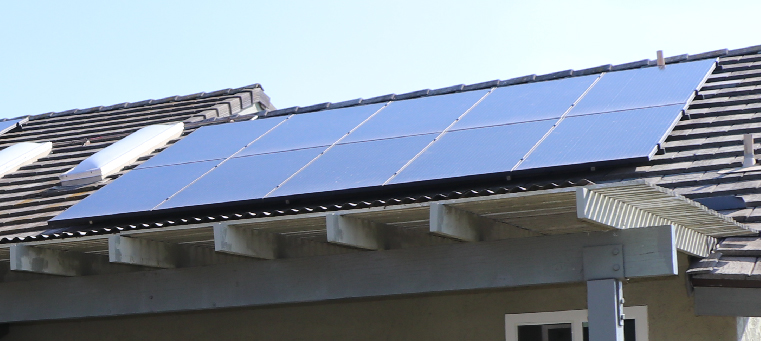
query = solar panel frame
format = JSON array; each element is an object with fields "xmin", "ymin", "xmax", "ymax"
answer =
[
  {"xmin": 340, "ymin": 90, "xmax": 489, "ymax": 144},
  {"xmin": 157, "ymin": 147, "xmax": 326, "ymax": 210},
  {"xmin": 516, "ymin": 104, "xmax": 686, "ymax": 171},
  {"xmin": 568, "ymin": 59, "xmax": 716, "ymax": 116},
  {"xmin": 235, "ymin": 103, "xmax": 387, "ymax": 157},
  {"xmin": 389, "ymin": 120, "xmax": 557, "ymax": 184},
  {"xmin": 51, "ymin": 160, "xmax": 219, "ymax": 222},
  {"xmin": 137, "ymin": 117, "xmax": 288, "ymax": 169},
  {"xmin": 450, "ymin": 75, "xmax": 599, "ymax": 130},
  {"xmin": 269, "ymin": 134, "xmax": 438, "ymax": 197}
]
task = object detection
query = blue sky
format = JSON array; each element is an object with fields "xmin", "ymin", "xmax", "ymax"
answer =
[{"xmin": 1, "ymin": 0, "xmax": 760, "ymax": 118}]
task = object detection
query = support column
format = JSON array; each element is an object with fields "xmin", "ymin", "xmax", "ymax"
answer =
[{"xmin": 586, "ymin": 279, "xmax": 624, "ymax": 341}]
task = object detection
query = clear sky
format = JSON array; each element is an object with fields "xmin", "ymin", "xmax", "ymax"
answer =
[{"xmin": 1, "ymin": 0, "xmax": 760, "ymax": 119}]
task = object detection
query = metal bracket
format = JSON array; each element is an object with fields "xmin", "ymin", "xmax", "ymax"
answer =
[{"xmin": 583, "ymin": 244, "xmax": 624, "ymax": 280}]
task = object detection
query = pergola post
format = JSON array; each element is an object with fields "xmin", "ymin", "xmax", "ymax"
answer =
[
  {"xmin": 583, "ymin": 244, "xmax": 627, "ymax": 341},
  {"xmin": 587, "ymin": 279, "xmax": 624, "ymax": 341}
]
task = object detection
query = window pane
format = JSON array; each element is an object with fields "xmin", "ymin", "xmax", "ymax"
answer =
[
  {"xmin": 582, "ymin": 319, "xmax": 636, "ymax": 341},
  {"xmin": 518, "ymin": 323, "xmax": 572, "ymax": 341}
]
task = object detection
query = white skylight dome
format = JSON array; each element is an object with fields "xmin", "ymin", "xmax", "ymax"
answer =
[
  {"xmin": 60, "ymin": 123, "xmax": 184, "ymax": 186},
  {"xmin": 0, "ymin": 142, "xmax": 53, "ymax": 178}
]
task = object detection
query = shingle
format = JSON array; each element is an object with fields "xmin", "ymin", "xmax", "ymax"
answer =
[
  {"xmin": 266, "ymin": 106, "xmax": 299, "ymax": 117},
  {"xmin": 362, "ymin": 93, "xmax": 396, "ymax": 104},
  {"xmin": 299, "ymin": 102, "xmax": 331, "ymax": 113},
  {"xmin": 330, "ymin": 98, "xmax": 363, "ymax": 109},
  {"xmin": 611, "ymin": 59, "xmax": 650, "ymax": 71},
  {"xmin": 728, "ymin": 45, "xmax": 761, "ymax": 57},
  {"xmin": 462, "ymin": 80, "xmax": 500, "ymax": 91},
  {"xmin": 664, "ymin": 54, "xmax": 689, "ymax": 63},
  {"xmin": 688, "ymin": 49, "xmax": 728, "ymax": 60},
  {"xmin": 429, "ymin": 84, "xmax": 464, "ymax": 96},
  {"xmin": 499, "ymin": 75, "xmax": 535, "ymax": 86},
  {"xmin": 395, "ymin": 89, "xmax": 430, "ymax": 101},
  {"xmin": 573, "ymin": 64, "xmax": 611, "ymax": 76},
  {"xmin": 535, "ymin": 69, "xmax": 573, "ymax": 81}
]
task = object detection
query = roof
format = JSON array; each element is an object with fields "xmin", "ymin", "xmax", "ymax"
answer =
[
  {"xmin": 0, "ymin": 84, "xmax": 273, "ymax": 240},
  {"xmin": 0, "ymin": 44, "xmax": 760, "ymax": 271}
]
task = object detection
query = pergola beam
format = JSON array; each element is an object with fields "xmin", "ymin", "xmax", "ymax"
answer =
[
  {"xmin": 213, "ymin": 224, "xmax": 277, "ymax": 260},
  {"xmin": 109, "ymin": 235, "xmax": 246, "ymax": 268},
  {"xmin": 326, "ymin": 213, "xmax": 384, "ymax": 250},
  {"xmin": 10, "ymin": 244, "xmax": 141, "ymax": 276},
  {"xmin": 576, "ymin": 187, "xmax": 717, "ymax": 257},
  {"xmin": 0, "ymin": 225, "xmax": 677, "ymax": 323}
]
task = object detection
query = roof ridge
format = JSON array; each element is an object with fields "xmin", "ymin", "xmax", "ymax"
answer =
[
  {"xmin": 259, "ymin": 44, "xmax": 761, "ymax": 119},
  {"xmin": 18, "ymin": 83, "xmax": 263, "ymax": 122}
]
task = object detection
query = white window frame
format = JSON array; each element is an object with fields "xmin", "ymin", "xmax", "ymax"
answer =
[{"xmin": 505, "ymin": 306, "xmax": 648, "ymax": 341}]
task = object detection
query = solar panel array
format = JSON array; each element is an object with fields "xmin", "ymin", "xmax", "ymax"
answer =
[{"xmin": 52, "ymin": 59, "xmax": 716, "ymax": 222}]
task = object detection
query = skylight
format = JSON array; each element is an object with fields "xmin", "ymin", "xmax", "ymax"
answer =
[
  {"xmin": 0, "ymin": 142, "xmax": 52, "ymax": 178},
  {"xmin": 59, "ymin": 123, "xmax": 184, "ymax": 187}
]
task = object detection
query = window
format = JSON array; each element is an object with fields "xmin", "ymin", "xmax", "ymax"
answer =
[{"xmin": 505, "ymin": 306, "xmax": 648, "ymax": 341}]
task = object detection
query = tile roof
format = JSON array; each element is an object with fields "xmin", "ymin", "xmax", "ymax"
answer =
[
  {"xmin": 2, "ymin": 44, "xmax": 761, "ymax": 254},
  {"xmin": 0, "ymin": 84, "xmax": 273, "ymax": 239}
]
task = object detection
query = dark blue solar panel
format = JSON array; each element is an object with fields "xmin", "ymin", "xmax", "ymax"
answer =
[
  {"xmin": 235, "ymin": 103, "xmax": 386, "ymax": 157},
  {"xmin": 0, "ymin": 119, "xmax": 21, "ymax": 136},
  {"xmin": 569, "ymin": 59, "xmax": 715, "ymax": 116},
  {"xmin": 51, "ymin": 161, "xmax": 218, "ymax": 222},
  {"xmin": 157, "ymin": 147, "xmax": 324, "ymax": 209},
  {"xmin": 138, "ymin": 117, "xmax": 288, "ymax": 169},
  {"xmin": 269, "ymin": 134, "xmax": 437, "ymax": 197},
  {"xmin": 389, "ymin": 120, "xmax": 556, "ymax": 184},
  {"xmin": 341, "ymin": 90, "xmax": 489, "ymax": 143},
  {"xmin": 451, "ymin": 75, "xmax": 598, "ymax": 130},
  {"xmin": 516, "ymin": 104, "xmax": 685, "ymax": 171}
]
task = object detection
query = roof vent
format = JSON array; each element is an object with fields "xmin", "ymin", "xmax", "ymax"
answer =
[
  {"xmin": 656, "ymin": 50, "xmax": 665, "ymax": 68},
  {"xmin": 0, "ymin": 142, "xmax": 52, "ymax": 178},
  {"xmin": 744, "ymin": 133, "xmax": 756, "ymax": 168},
  {"xmin": 60, "ymin": 123, "xmax": 184, "ymax": 186}
]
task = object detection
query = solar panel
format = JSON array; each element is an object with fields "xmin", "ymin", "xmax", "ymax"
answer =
[
  {"xmin": 270, "ymin": 134, "xmax": 437, "ymax": 197},
  {"xmin": 52, "ymin": 160, "xmax": 218, "ymax": 222},
  {"xmin": 516, "ymin": 104, "xmax": 685, "ymax": 171},
  {"xmin": 235, "ymin": 103, "xmax": 386, "ymax": 157},
  {"xmin": 138, "ymin": 117, "xmax": 288, "ymax": 169},
  {"xmin": 389, "ymin": 120, "xmax": 556, "ymax": 184},
  {"xmin": 52, "ymin": 60, "xmax": 717, "ymax": 224},
  {"xmin": 157, "ymin": 147, "xmax": 325, "ymax": 209},
  {"xmin": 340, "ymin": 90, "xmax": 489, "ymax": 143},
  {"xmin": 451, "ymin": 75, "xmax": 598, "ymax": 130},
  {"xmin": 569, "ymin": 59, "xmax": 715, "ymax": 116},
  {"xmin": 0, "ymin": 119, "xmax": 23, "ymax": 136}
]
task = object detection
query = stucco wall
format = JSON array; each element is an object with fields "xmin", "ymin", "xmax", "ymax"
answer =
[{"xmin": 3, "ymin": 253, "xmax": 741, "ymax": 340}]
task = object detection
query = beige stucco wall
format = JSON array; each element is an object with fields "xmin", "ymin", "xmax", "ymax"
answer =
[{"xmin": 3, "ymin": 253, "xmax": 743, "ymax": 340}]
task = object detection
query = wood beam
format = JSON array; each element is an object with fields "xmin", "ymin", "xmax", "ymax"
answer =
[
  {"xmin": 429, "ymin": 203, "xmax": 539, "ymax": 241},
  {"xmin": 326, "ymin": 213, "xmax": 383, "ymax": 250},
  {"xmin": 0, "ymin": 225, "xmax": 677, "ymax": 323},
  {"xmin": 108, "ymin": 235, "xmax": 246, "ymax": 268},
  {"xmin": 213, "ymin": 224, "xmax": 277, "ymax": 260},
  {"xmin": 10, "ymin": 244, "xmax": 142, "ymax": 277}
]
